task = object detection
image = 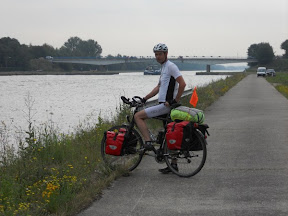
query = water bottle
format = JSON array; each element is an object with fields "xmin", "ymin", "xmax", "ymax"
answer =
[{"xmin": 148, "ymin": 130, "xmax": 156, "ymax": 142}]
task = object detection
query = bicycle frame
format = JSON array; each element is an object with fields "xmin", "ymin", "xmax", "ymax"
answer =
[
  {"xmin": 101, "ymin": 96, "xmax": 209, "ymax": 177},
  {"xmin": 122, "ymin": 96, "xmax": 183, "ymax": 155}
]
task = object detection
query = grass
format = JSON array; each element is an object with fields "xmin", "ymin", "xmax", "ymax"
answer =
[
  {"xmin": 0, "ymin": 72, "xmax": 247, "ymax": 216},
  {"xmin": 265, "ymin": 72, "xmax": 288, "ymax": 99},
  {"xmin": 181, "ymin": 74, "xmax": 246, "ymax": 110}
]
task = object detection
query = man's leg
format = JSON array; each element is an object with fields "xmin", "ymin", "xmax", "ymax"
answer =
[
  {"xmin": 134, "ymin": 104, "xmax": 170, "ymax": 142},
  {"xmin": 134, "ymin": 110, "xmax": 155, "ymax": 151},
  {"xmin": 134, "ymin": 110, "xmax": 150, "ymax": 142},
  {"xmin": 135, "ymin": 104, "xmax": 170, "ymax": 151}
]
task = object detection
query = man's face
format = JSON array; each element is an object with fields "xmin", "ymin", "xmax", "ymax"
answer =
[{"xmin": 154, "ymin": 51, "xmax": 167, "ymax": 64}]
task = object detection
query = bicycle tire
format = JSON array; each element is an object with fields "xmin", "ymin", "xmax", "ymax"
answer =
[
  {"xmin": 101, "ymin": 125, "xmax": 144, "ymax": 171},
  {"xmin": 164, "ymin": 129, "xmax": 207, "ymax": 177}
]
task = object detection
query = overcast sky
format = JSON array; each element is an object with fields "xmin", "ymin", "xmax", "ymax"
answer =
[{"xmin": 1, "ymin": 0, "xmax": 287, "ymax": 57}]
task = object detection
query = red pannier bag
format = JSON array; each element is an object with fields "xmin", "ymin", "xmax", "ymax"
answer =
[
  {"xmin": 105, "ymin": 129, "xmax": 126, "ymax": 156},
  {"xmin": 166, "ymin": 121, "xmax": 191, "ymax": 150}
]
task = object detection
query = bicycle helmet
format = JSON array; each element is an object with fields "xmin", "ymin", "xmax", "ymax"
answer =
[{"xmin": 153, "ymin": 43, "xmax": 168, "ymax": 52}]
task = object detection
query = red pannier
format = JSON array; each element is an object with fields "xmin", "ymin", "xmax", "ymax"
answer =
[
  {"xmin": 166, "ymin": 121, "xmax": 191, "ymax": 150},
  {"xmin": 105, "ymin": 128, "xmax": 126, "ymax": 156}
]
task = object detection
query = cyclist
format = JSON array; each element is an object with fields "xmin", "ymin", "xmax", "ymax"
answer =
[{"xmin": 134, "ymin": 43, "xmax": 186, "ymax": 174}]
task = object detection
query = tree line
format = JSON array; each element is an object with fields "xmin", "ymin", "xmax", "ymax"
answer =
[
  {"xmin": 0, "ymin": 36, "xmax": 103, "ymax": 71},
  {"xmin": 0, "ymin": 36, "xmax": 287, "ymax": 72},
  {"xmin": 247, "ymin": 40, "xmax": 288, "ymax": 66}
]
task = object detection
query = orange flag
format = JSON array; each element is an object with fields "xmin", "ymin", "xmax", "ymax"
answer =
[{"xmin": 190, "ymin": 87, "xmax": 198, "ymax": 107}]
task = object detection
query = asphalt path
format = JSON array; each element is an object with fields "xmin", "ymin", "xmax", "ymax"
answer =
[{"xmin": 78, "ymin": 74, "xmax": 288, "ymax": 216}]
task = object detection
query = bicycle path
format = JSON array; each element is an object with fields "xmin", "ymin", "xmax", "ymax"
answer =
[{"xmin": 78, "ymin": 74, "xmax": 288, "ymax": 216}]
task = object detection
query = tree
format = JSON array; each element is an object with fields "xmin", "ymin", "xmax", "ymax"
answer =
[
  {"xmin": 0, "ymin": 36, "xmax": 103, "ymax": 71},
  {"xmin": 78, "ymin": 39, "xmax": 102, "ymax": 56},
  {"xmin": 59, "ymin": 37, "xmax": 102, "ymax": 57},
  {"xmin": 247, "ymin": 42, "xmax": 274, "ymax": 65},
  {"xmin": 62, "ymin": 36, "xmax": 81, "ymax": 56},
  {"xmin": 281, "ymin": 39, "xmax": 288, "ymax": 58},
  {"xmin": 0, "ymin": 37, "xmax": 32, "ymax": 70},
  {"xmin": 29, "ymin": 43, "xmax": 56, "ymax": 59},
  {"xmin": 30, "ymin": 58, "xmax": 53, "ymax": 71}
]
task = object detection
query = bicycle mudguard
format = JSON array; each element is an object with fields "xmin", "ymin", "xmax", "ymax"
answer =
[{"xmin": 197, "ymin": 124, "xmax": 210, "ymax": 137}]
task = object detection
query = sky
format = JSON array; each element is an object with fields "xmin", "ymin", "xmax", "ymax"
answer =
[{"xmin": 1, "ymin": 0, "xmax": 287, "ymax": 58}]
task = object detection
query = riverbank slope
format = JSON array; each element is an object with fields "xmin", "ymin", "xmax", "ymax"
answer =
[{"xmin": 0, "ymin": 73, "xmax": 254, "ymax": 215}]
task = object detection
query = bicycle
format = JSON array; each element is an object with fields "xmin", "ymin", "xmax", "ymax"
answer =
[{"xmin": 100, "ymin": 96, "xmax": 210, "ymax": 177}]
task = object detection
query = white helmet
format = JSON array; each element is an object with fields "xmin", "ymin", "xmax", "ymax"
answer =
[{"xmin": 153, "ymin": 43, "xmax": 168, "ymax": 52}]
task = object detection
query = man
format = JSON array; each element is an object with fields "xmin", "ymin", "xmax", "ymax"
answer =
[{"xmin": 134, "ymin": 43, "xmax": 186, "ymax": 174}]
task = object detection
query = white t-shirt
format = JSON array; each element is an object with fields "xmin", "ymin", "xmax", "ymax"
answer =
[{"xmin": 158, "ymin": 60, "xmax": 182, "ymax": 103}]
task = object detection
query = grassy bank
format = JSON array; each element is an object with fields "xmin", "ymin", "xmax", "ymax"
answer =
[
  {"xmin": 0, "ymin": 73, "xmax": 247, "ymax": 216},
  {"xmin": 265, "ymin": 72, "xmax": 288, "ymax": 99}
]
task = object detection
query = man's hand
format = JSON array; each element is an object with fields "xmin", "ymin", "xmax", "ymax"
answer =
[
  {"xmin": 167, "ymin": 99, "xmax": 177, "ymax": 106},
  {"xmin": 141, "ymin": 97, "xmax": 147, "ymax": 104}
]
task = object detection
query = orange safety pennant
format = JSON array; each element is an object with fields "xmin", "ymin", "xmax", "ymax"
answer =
[{"xmin": 189, "ymin": 86, "xmax": 198, "ymax": 107}]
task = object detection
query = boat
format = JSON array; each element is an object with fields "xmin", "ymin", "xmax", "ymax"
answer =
[{"xmin": 144, "ymin": 65, "xmax": 161, "ymax": 75}]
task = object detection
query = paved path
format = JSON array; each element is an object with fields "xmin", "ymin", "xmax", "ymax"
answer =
[{"xmin": 78, "ymin": 75, "xmax": 288, "ymax": 216}]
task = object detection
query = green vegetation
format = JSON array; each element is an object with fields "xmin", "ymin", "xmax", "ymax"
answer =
[
  {"xmin": 0, "ymin": 36, "xmax": 102, "ymax": 72},
  {"xmin": 245, "ymin": 58, "xmax": 288, "ymax": 73},
  {"xmin": 265, "ymin": 58, "xmax": 288, "ymax": 72},
  {"xmin": 246, "ymin": 56, "xmax": 288, "ymax": 100},
  {"xmin": 0, "ymin": 73, "xmax": 247, "ymax": 215},
  {"xmin": 1, "ymin": 36, "xmax": 287, "ymax": 73},
  {"xmin": 247, "ymin": 42, "xmax": 275, "ymax": 66},
  {"xmin": 266, "ymin": 72, "xmax": 288, "ymax": 99},
  {"xmin": 281, "ymin": 40, "xmax": 288, "ymax": 58},
  {"xmin": 246, "ymin": 39, "xmax": 288, "ymax": 67},
  {"xmin": 180, "ymin": 74, "xmax": 247, "ymax": 110},
  {"xmin": 0, "ymin": 35, "xmax": 235, "ymax": 73}
]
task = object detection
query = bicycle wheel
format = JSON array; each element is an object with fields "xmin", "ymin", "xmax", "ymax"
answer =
[
  {"xmin": 164, "ymin": 129, "xmax": 207, "ymax": 177},
  {"xmin": 101, "ymin": 125, "xmax": 144, "ymax": 171}
]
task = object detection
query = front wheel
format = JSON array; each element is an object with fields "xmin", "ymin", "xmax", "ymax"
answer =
[
  {"xmin": 101, "ymin": 125, "xmax": 144, "ymax": 171},
  {"xmin": 164, "ymin": 129, "xmax": 207, "ymax": 177}
]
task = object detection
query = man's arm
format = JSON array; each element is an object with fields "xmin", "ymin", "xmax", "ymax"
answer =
[
  {"xmin": 143, "ymin": 84, "xmax": 160, "ymax": 101},
  {"xmin": 174, "ymin": 75, "xmax": 186, "ymax": 102}
]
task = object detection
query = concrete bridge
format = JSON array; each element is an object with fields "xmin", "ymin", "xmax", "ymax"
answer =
[{"xmin": 49, "ymin": 56, "xmax": 257, "ymax": 72}]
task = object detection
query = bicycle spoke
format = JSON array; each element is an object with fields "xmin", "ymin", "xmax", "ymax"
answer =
[
  {"xmin": 101, "ymin": 126, "xmax": 144, "ymax": 171},
  {"xmin": 164, "ymin": 130, "xmax": 207, "ymax": 177}
]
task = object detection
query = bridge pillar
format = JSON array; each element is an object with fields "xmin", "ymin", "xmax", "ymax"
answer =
[{"xmin": 206, "ymin": 65, "xmax": 211, "ymax": 73}]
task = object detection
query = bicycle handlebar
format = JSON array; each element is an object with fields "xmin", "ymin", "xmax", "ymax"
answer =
[
  {"xmin": 121, "ymin": 96, "xmax": 144, "ymax": 108},
  {"xmin": 121, "ymin": 96, "xmax": 181, "ymax": 109}
]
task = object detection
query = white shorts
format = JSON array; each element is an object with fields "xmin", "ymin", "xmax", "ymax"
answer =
[{"xmin": 144, "ymin": 103, "xmax": 170, "ymax": 118}]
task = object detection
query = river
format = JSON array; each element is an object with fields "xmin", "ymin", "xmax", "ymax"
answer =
[{"xmin": 0, "ymin": 71, "xmax": 231, "ymax": 145}]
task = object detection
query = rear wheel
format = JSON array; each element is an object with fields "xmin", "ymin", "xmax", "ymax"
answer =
[
  {"xmin": 101, "ymin": 125, "xmax": 144, "ymax": 171},
  {"xmin": 164, "ymin": 129, "xmax": 207, "ymax": 177}
]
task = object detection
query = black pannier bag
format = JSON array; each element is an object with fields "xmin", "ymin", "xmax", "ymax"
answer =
[
  {"xmin": 166, "ymin": 121, "xmax": 206, "ymax": 151},
  {"xmin": 105, "ymin": 128, "xmax": 138, "ymax": 155},
  {"xmin": 123, "ymin": 129, "xmax": 138, "ymax": 154}
]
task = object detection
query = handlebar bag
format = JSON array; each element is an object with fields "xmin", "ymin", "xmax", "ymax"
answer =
[{"xmin": 170, "ymin": 106, "xmax": 205, "ymax": 124}]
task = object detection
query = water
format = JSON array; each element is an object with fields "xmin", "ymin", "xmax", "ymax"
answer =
[{"xmin": 0, "ymin": 71, "xmax": 229, "ymax": 144}]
